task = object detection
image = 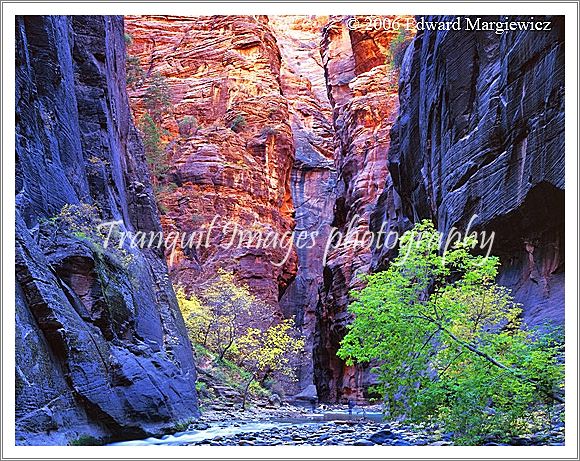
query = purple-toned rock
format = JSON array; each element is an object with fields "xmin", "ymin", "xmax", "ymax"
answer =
[
  {"xmin": 372, "ymin": 15, "xmax": 565, "ymax": 328},
  {"xmin": 15, "ymin": 16, "xmax": 199, "ymax": 445}
]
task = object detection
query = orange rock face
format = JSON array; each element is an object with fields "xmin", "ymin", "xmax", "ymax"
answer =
[
  {"xmin": 125, "ymin": 15, "xmax": 413, "ymax": 400},
  {"xmin": 124, "ymin": 15, "xmax": 297, "ymax": 306},
  {"xmin": 315, "ymin": 16, "xmax": 415, "ymax": 403}
]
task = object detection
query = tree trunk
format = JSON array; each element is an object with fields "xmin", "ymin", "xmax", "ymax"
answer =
[{"xmin": 241, "ymin": 374, "xmax": 255, "ymax": 411}]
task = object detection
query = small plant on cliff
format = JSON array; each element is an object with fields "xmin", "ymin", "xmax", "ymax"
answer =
[
  {"xmin": 260, "ymin": 126, "xmax": 278, "ymax": 137},
  {"xmin": 126, "ymin": 55, "xmax": 145, "ymax": 89},
  {"xmin": 337, "ymin": 220, "xmax": 564, "ymax": 444},
  {"xmin": 138, "ymin": 113, "xmax": 170, "ymax": 188},
  {"xmin": 178, "ymin": 115, "xmax": 197, "ymax": 137},
  {"xmin": 388, "ymin": 28, "xmax": 411, "ymax": 71},
  {"xmin": 143, "ymin": 72, "xmax": 172, "ymax": 122},
  {"xmin": 228, "ymin": 113, "xmax": 247, "ymax": 133},
  {"xmin": 48, "ymin": 203, "xmax": 135, "ymax": 270}
]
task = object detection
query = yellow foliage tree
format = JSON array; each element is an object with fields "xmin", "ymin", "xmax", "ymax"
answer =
[
  {"xmin": 236, "ymin": 319, "xmax": 305, "ymax": 409},
  {"xmin": 176, "ymin": 270, "xmax": 305, "ymax": 409}
]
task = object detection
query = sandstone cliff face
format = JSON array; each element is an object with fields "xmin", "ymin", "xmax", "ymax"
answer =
[
  {"xmin": 372, "ymin": 16, "xmax": 565, "ymax": 327},
  {"xmin": 270, "ymin": 16, "xmax": 337, "ymax": 391},
  {"xmin": 15, "ymin": 16, "xmax": 198, "ymax": 445},
  {"xmin": 314, "ymin": 16, "xmax": 414, "ymax": 403},
  {"xmin": 124, "ymin": 16, "xmax": 297, "ymax": 308}
]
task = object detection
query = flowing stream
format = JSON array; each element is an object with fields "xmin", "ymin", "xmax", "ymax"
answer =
[{"xmin": 109, "ymin": 410, "xmax": 385, "ymax": 446}]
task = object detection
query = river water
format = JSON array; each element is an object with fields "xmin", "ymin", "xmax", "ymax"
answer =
[{"xmin": 109, "ymin": 409, "xmax": 386, "ymax": 446}]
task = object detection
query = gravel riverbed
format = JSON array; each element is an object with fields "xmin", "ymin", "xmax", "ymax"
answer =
[{"xmin": 110, "ymin": 404, "xmax": 564, "ymax": 447}]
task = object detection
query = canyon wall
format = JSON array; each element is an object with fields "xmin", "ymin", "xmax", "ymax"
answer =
[
  {"xmin": 119, "ymin": 15, "xmax": 565, "ymax": 405},
  {"xmin": 372, "ymin": 15, "xmax": 565, "ymax": 328},
  {"xmin": 125, "ymin": 15, "xmax": 337, "ymax": 394},
  {"xmin": 15, "ymin": 15, "xmax": 198, "ymax": 445},
  {"xmin": 270, "ymin": 16, "xmax": 337, "ymax": 391},
  {"xmin": 314, "ymin": 16, "xmax": 414, "ymax": 403},
  {"xmin": 124, "ymin": 16, "xmax": 297, "ymax": 308},
  {"xmin": 122, "ymin": 15, "xmax": 414, "ymax": 402}
]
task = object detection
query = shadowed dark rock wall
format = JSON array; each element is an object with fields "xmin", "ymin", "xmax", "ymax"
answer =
[
  {"xmin": 15, "ymin": 15, "xmax": 199, "ymax": 445},
  {"xmin": 372, "ymin": 15, "xmax": 565, "ymax": 327}
]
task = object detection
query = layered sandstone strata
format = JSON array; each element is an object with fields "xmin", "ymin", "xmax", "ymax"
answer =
[{"xmin": 124, "ymin": 16, "xmax": 297, "ymax": 306}]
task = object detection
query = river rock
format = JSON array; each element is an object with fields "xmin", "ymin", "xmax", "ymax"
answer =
[
  {"xmin": 353, "ymin": 439, "xmax": 375, "ymax": 446},
  {"xmin": 369, "ymin": 429, "xmax": 396, "ymax": 444}
]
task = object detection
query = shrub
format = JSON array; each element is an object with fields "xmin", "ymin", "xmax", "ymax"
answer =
[
  {"xmin": 229, "ymin": 114, "xmax": 247, "ymax": 133},
  {"xmin": 69, "ymin": 435, "xmax": 104, "ymax": 446},
  {"xmin": 388, "ymin": 28, "xmax": 411, "ymax": 70},
  {"xmin": 126, "ymin": 55, "xmax": 145, "ymax": 89},
  {"xmin": 260, "ymin": 126, "xmax": 278, "ymax": 137},
  {"xmin": 178, "ymin": 115, "xmax": 197, "ymax": 137},
  {"xmin": 143, "ymin": 72, "xmax": 172, "ymax": 122}
]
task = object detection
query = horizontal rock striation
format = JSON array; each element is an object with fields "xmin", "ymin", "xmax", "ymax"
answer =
[
  {"xmin": 15, "ymin": 15, "xmax": 199, "ymax": 445},
  {"xmin": 124, "ymin": 15, "xmax": 297, "ymax": 308},
  {"xmin": 372, "ymin": 15, "xmax": 565, "ymax": 327}
]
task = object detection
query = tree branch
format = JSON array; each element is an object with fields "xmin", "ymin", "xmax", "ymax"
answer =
[{"xmin": 402, "ymin": 314, "xmax": 564, "ymax": 404}]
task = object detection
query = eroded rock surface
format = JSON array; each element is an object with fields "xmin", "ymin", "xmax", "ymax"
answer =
[
  {"xmin": 270, "ymin": 16, "xmax": 337, "ymax": 392},
  {"xmin": 15, "ymin": 15, "xmax": 199, "ymax": 445},
  {"xmin": 124, "ymin": 16, "xmax": 297, "ymax": 307},
  {"xmin": 372, "ymin": 16, "xmax": 565, "ymax": 327}
]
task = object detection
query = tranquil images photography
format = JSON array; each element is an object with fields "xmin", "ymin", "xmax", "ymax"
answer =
[{"xmin": 12, "ymin": 12, "xmax": 567, "ymax": 450}]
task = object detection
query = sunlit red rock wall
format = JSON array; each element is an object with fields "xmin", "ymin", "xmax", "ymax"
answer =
[
  {"xmin": 125, "ymin": 15, "xmax": 414, "ymax": 401},
  {"xmin": 124, "ymin": 15, "xmax": 297, "ymax": 308},
  {"xmin": 314, "ymin": 16, "xmax": 415, "ymax": 403}
]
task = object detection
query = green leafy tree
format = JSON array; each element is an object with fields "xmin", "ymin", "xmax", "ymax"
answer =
[
  {"xmin": 338, "ymin": 220, "xmax": 564, "ymax": 444},
  {"xmin": 138, "ymin": 113, "xmax": 169, "ymax": 188}
]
